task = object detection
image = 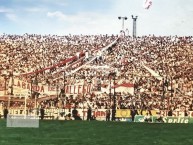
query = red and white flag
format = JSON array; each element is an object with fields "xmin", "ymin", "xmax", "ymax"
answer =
[
  {"xmin": 143, "ymin": 0, "xmax": 152, "ymax": 9},
  {"xmin": 101, "ymin": 83, "xmax": 134, "ymax": 95}
]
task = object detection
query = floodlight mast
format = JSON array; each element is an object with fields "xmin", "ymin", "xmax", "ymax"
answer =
[
  {"xmin": 118, "ymin": 16, "xmax": 128, "ymax": 31},
  {"xmin": 131, "ymin": 15, "xmax": 138, "ymax": 38}
]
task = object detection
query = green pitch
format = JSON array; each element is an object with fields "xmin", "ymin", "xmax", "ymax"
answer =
[{"xmin": 0, "ymin": 120, "xmax": 192, "ymax": 145}]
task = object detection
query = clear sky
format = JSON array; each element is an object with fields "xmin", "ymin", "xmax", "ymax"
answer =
[{"xmin": 0, "ymin": 0, "xmax": 192, "ymax": 36}]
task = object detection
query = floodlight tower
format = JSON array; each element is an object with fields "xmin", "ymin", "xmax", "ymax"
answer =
[
  {"xmin": 118, "ymin": 16, "xmax": 128, "ymax": 31},
  {"xmin": 131, "ymin": 15, "xmax": 138, "ymax": 38}
]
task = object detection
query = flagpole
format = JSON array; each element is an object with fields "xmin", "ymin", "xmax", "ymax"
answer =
[
  {"xmin": 24, "ymin": 95, "xmax": 27, "ymax": 119},
  {"xmin": 8, "ymin": 94, "xmax": 10, "ymax": 109},
  {"xmin": 35, "ymin": 95, "xmax": 37, "ymax": 109}
]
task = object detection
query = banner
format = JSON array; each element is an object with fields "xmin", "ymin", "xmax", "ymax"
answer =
[
  {"xmin": 20, "ymin": 51, "xmax": 84, "ymax": 76},
  {"xmin": 162, "ymin": 116, "xmax": 189, "ymax": 123},
  {"xmin": 65, "ymin": 84, "xmax": 92, "ymax": 95},
  {"xmin": 113, "ymin": 83, "xmax": 134, "ymax": 95},
  {"xmin": 12, "ymin": 78, "xmax": 55, "ymax": 97},
  {"xmin": 20, "ymin": 38, "xmax": 119, "ymax": 77},
  {"xmin": 116, "ymin": 110, "xmax": 193, "ymax": 118},
  {"xmin": 116, "ymin": 109, "xmax": 157, "ymax": 118},
  {"xmin": 1, "ymin": 108, "xmax": 193, "ymax": 122},
  {"xmin": 116, "ymin": 109, "xmax": 131, "ymax": 118},
  {"xmin": 0, "ymin": 108, "xmax": 107, "ymax": 121},
  {"xmin": 101, "ymin": 83, "xmax": 134, "ymax": 95},
  {"xmin": 134, "ymin": 115, "xmax": 190, "ymax": 123},
  {"xmin": 134, "ymin": 115, "xmax": 146, "ymax": 122},
  {"xmin": 44, "ymin": 108, "xmax": 107, "ymax": 121},
  {"xmin": 66, "ymin": 38, "xmax": 119, "ymax": 76},
  {"xmin": 10, "ymin": 78, "xmax": 93, "ymax": 97}
]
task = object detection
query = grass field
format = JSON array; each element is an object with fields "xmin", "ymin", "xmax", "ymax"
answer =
[{"xmin": 0, "ymin": 119, "xmax": 193, "ymax": 145}]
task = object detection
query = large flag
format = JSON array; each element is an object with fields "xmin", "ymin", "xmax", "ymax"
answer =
[
  {"xmin": 101, "ymin": 83, "xmax": 134, "ymax": 95},
  {"xmin": 143, "ymin": 0, "xmax": 152, "ymax": 9},
  {"xmin": 112, "ymin": 83, "xmax": 134, "ymax": 95}
]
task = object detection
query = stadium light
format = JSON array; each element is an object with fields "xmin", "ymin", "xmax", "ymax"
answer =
[
  {"xmin": 118, "ymin": 16, "xmax": 128, "ymax": 31},
  {"xmin": 131, "ymin": 15, "xmax": 138, "ymax": 38}
]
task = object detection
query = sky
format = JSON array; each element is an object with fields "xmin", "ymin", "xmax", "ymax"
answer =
[{"xmin": 0, "ymin": 0, "xmax": 193, "ymax": 36}]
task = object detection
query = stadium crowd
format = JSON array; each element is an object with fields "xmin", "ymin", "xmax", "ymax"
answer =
[{"xmin": 0, "ymin": 33, "xmax": 193, "ymax": 117}]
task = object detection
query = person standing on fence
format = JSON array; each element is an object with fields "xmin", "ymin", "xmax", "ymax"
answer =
[
  {"xmin": 40, "ymin": 107, "xmax": 45, "ymax": 120},
  {"xmin": 72, "ymin": 107, "xmax": 82, "ymax": 120},
  {"xmin": 168, "ymin": 109, "xmax": 173, "ymax": 116},
  {"xmin": 72, "ymin": 107, "xmax": 78, "ymax": 119},
  {"xmin": 3, "ymin": 106, "xmax": 9, "ymax": 119}
]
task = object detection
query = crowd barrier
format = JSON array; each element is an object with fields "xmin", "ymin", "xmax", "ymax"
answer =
[{"xmin": 1, "ymin": 109, "xmax": 193, "ymax": 122}]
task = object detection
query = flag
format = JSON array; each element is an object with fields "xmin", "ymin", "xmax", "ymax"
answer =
[
  {"xmin": 143, "ymin": 0, "xmax": 152, "ymax": 9},
  {"xmin": 112, "ymin": 83, "xmax": 134, "ymax": 95},
  {"xmin": 101, "ymin": 83, "xmax": 134, "ymax": 95}
]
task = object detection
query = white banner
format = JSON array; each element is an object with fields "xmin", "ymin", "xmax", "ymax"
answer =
[
  {"xmin": 11, "ymin": 78, "xmax": 56, "ymax": 97},
  {"xmin": 65, "ymin": 84, "xmax": 92, "ymax": 95},
  {"xmin": 9, "ymin": 78, "xmax": 93, "ymax": 97}
]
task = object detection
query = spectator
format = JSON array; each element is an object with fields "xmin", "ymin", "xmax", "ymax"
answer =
[
  {"xmin": 106, "ymin": 108, "xmax": 111, "ymax": 121},
  {"xmin": 168, "ymin": 109, "xmax": 173, "ymax": 116},
  {"xmin": 3, "ymin": 106, "xmax": 8, "ymax": 119},
  {"xmin": 87, "ymin": 106, "xmax": 92, "ymax": 121},
  {"xmin": 155, "ymin": 112, "xmax": 164, "ymax": 123},
  {"xmin": 40, "ymin": 107, "xmax": 45, "ymax": 120},
  {"xmin": 131, "ymin": 108, "xmax": 138, "ymax": 122},
  {"xmin": 144, "ymin": 112, "xmax": 152, "ymax": 123}
]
